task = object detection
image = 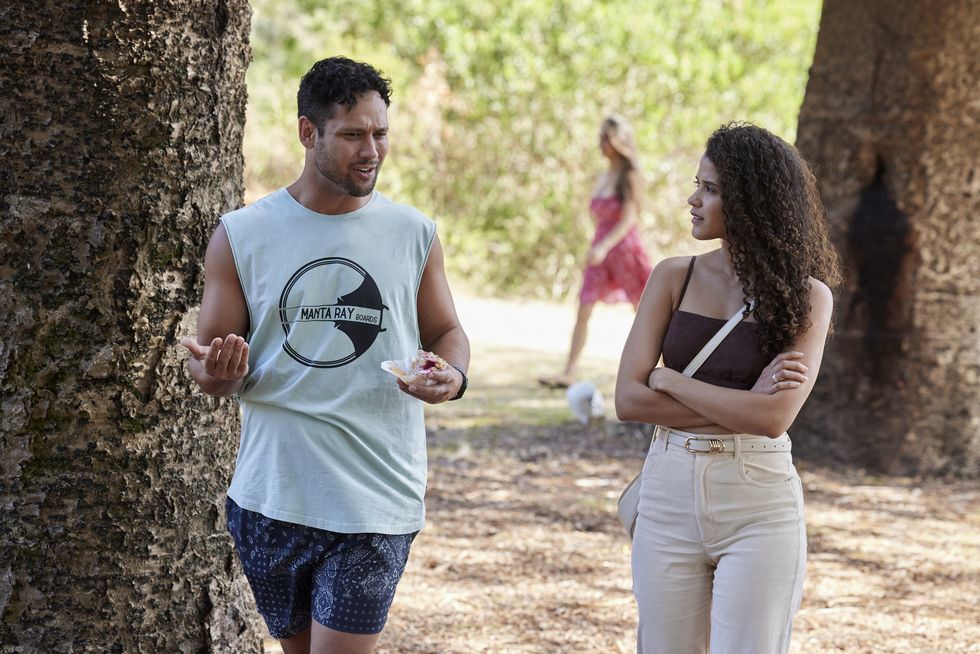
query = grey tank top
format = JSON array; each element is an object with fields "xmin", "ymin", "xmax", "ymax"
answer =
[{"xmin": 221, "ymin": 189, "xmax": 436, "ymax": 534}]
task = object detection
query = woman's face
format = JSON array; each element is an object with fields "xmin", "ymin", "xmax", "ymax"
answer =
[{"xmin": 688, "ymin": 154, "xmax": 726, "ymax": 241}]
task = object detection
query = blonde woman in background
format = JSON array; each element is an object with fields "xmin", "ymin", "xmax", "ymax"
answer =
[{"xmin": 540, "ymin": 114, "xmax": 653, "ymax": 389}]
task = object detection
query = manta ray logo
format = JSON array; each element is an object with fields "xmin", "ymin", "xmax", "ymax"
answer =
[{"xmin": 278, "ymin": 257, "xmax": 388, "ymax": 368}]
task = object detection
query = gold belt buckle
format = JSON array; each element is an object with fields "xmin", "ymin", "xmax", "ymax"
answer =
[{"xmin": 684, "ymin": 438, "xmax": 726, "ymax": 453}]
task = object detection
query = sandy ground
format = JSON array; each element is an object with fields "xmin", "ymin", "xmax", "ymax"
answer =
[{"xmin": 263, "ymin": 294, "xmax": 979, "ymax": 654}]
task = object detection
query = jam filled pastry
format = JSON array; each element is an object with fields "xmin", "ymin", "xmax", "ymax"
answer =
[{"xmin": 381, "ymin": 350, "xmax": 449, "ymax": 386}]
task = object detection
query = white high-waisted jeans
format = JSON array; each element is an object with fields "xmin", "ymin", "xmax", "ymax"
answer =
[{"xmin": 632, "ymin": 427, "xmax": 806, "ymax": 654}]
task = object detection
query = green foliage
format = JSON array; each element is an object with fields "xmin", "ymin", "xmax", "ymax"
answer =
[{"xmin": 245, "ymin": 0, "xmax": 821, "ymax": 298}]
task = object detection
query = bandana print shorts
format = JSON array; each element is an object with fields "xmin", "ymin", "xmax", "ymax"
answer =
[{"xmin": 225, "ymin": 496, "xmax": 417, "ymax": 638}]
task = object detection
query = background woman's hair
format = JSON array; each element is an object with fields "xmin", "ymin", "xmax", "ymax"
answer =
[
  {"xmin": 601, "ymin": 114, "xmax": 645, "ymax": 212},
  {"xmin": 705, "ymin": 121, "xmax": 841, "ymax": 356}
]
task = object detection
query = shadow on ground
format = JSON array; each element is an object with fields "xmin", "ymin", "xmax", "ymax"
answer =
[{"xmin": 263, "ymin": 333, "xmax": 979, "ymax": 654}]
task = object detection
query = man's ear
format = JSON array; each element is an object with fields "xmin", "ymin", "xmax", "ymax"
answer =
[{"xmin": 298, "ymin": 116, "xmax": 317, "ymax": 149}]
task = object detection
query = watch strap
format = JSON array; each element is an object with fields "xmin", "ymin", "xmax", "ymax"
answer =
[{"xmin": 449, "ymin": 364, "xmax": 467, "ymax": 401}]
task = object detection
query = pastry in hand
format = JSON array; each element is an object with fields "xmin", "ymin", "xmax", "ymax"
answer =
[{"xmin": 381, "ymin": 350, "xmax": 448, "ymax": 386}]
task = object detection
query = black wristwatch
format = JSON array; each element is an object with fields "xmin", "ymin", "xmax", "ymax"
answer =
[{"xmin": 449, "ymin": 365, "xmax": 468, "ymax": 401}]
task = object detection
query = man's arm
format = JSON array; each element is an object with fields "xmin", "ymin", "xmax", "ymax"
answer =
[
  {"xmin": 179, "ymin": 223, "xmax": 251, "ymax": 397},
  {"xmin": 399, "ymin": 233, "xmax": 470, "ymax": 404}
]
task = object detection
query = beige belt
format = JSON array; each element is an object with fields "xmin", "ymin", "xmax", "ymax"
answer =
[{"xmin": 655, "ymin": 427, "xmax": 792, "ymax": 454}]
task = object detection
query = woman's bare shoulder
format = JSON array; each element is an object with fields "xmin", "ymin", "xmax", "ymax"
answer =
[
  {"xmin": 654, "ymin": 251, "xmax": 720, "ymax": 277},
  {"xmin": 646, "ymin": 255, "xmax": 698, "ymax": 302},
  {"xmin": 806, "ymin": 276, "xmax": 834, "ymax": 326},
  {"xmin": 654, "ymin": 254, "xmax": 697, "ymax": 273},
  {"xmin": 808, "ymin": 277, "xmax": 833, "ymax": 306}
]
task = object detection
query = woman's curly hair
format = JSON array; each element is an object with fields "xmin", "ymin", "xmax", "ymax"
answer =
[{"xmin": 705, "ymin": 122, "xmax": 841, "ymax": 356}]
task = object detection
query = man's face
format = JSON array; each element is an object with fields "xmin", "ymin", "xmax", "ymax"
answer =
[{"xmin": 312, "ymin": 91, "xmax": 389, "ymax": 198}]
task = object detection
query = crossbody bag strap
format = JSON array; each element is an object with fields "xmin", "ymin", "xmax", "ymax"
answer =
[
  {"xmin": 681, "ymin": 298, "xmax": 756, "ymax": 377},
  {"xmin": 645, "ymin": 299, "xmax": 755, "ymax": 448},
  {"xmin": 625, "ymin": 298, "xmax": 756, "ymax": 539}
]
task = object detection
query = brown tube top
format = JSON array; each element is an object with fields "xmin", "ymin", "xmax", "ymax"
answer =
[{"xmin": 662, "ymin": 310, "xmax": 771, "ymax": 390}]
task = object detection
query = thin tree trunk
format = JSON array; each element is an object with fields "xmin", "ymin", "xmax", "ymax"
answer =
[
  {"xmin": 794, "ymin": 0, "xmax": 980, "ymax": 476},
  {"xmin": 1, "ymin": 1, "xmax": 263, "ymax": 650}
]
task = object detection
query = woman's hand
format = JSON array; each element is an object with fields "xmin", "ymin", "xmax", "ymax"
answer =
[
  {"xmin": 751, "ymin": 351, "xmax": 808, "ymax": 394},
  {"xmin": 647, "ymin": 366, "xmax": 681, "ymax": 392},
  {"xmin": 587, "ymin": 244, "xmax": 609, "ymax": 266}
]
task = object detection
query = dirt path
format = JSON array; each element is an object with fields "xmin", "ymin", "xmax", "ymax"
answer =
[{"xmin": 266, "ymin": 295, "xmax": 980, "ymax": 653}]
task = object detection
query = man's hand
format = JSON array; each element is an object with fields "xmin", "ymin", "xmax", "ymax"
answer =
[
  {"xmin": 179, "ymin": 334, "xmax": 250, "ymax": 383},
  {"xmin": 397, "ymin": 365, "xmax": 463, "ymax": 404}
]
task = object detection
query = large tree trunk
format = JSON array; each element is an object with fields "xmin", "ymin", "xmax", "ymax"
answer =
[
  {"xmin": 0, "ymin": 2, "xmax": 263, "ymax": 650},
  {"xmin": 794, "ymin": 0, "xmax": 980, "ymax": 476}
]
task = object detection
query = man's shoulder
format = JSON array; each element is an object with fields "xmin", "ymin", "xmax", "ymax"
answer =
[
  {"xmin": 371, "ymin": 193, "xmax": 435, "ymax": 229},
  {"xmin": 221, "ymin": 189, "xmax": 287, "ymax": 226}
]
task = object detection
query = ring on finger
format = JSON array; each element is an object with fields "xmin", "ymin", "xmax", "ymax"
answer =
[{"xmin": 772, "ymin": 372, "xmax": 779, "ymax": 383}]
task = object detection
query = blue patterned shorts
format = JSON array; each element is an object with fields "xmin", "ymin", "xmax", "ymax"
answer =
[{"xmin": 225, "ymin": 497, "xmax": 417, "ymax": 638}]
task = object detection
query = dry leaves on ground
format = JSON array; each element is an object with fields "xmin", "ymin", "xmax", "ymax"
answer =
[
  {"xmin": 373, "ymin": 421, "xmax": 979, "ymax": 654},
  {"xmin": 264, "ymin": 340, "xmax": 979, "ymax": 654}
]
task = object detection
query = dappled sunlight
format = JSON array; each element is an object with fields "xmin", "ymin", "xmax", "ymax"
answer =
[
  {"xmin": 261, "ymin": 297, "xmax": 979, "ymax": 653},
  {"xmin": 383, "ymin": 445, "xmax": 639, "ymax": 653},
  {"xmin": 789, "ymin": 469, "xmax": 979, "ymax": 653},
  {"xmin": 406, "ymin": 298, "xmax": 978, "ymax": 653},
  {"xmin": 371, "ymin": 431, "xmax": 980, "ymax": 653}
]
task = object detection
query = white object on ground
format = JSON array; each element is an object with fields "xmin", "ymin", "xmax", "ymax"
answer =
[{"xmin": 566, "ymin": 380, "xmax": 605, "ymax": 424}]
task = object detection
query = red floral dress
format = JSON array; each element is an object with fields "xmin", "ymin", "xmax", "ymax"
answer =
[{"xmin": 579, "ymin": 196, "xmax": 652, "ymax": 306}]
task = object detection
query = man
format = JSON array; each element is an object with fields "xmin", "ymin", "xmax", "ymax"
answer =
[{"xmin": 180, "ymin": 56, "xmax": 469, "ymax": 654}]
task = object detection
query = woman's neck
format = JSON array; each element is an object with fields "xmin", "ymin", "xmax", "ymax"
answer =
[
  {"xmin": 710, "ymin": 243, "xmax": 740, "ymax": 282},
  {"xmin": 720, "ymin": 241, "xmax": 734, "ymax": 267}
]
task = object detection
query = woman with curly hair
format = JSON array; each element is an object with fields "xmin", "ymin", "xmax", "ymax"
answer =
[{"xmin": 615, "ymin": 122, "xmax": 840, "ymax": 653}]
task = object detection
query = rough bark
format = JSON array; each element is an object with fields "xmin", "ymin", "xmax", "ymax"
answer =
[
  {"xmin": 0, "ymin": 1, "xmax": 263, "ymax": 651},
  {"xmin": 794, "ymin": 0, "xmax": 980, "ymax": 476}
]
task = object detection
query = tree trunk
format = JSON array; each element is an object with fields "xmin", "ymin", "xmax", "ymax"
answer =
[
  {"xmin": 794, "ymin": 0, "xmax": 980, "ymax": 476},
  {"xmin": 0, "ymin": 2, "xmax": 263, "ymax": 651}
]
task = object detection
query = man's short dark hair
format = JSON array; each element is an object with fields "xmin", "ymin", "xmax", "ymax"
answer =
[{"xmin": 297, "ymin": 57, "xmax": 392, "ymax": 130}]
